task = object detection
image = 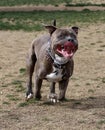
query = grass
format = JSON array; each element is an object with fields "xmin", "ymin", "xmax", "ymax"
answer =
[
  {"xmin": 3, "ymin": 101, "xmax": 10, "ymax": 105},
  {"xmin": 19, "ymin": 68, "xmax": 26, "ymax": 74},
  {"xmin": 102, "ymin": 77, "xmax": 105, "ymax": 83},
  {"xmin": 65, "ymin": 3, "xmax": 105, "ymax": 7},
  {"xmin": 18, "ymin": 99, "xmax": 37, "ymax": 107},
  {"xmin": 11, "ymin": 79, "xmax": 25, "ymax": 92},
  {"xmin": 18, "ymin": 102, "xmax": 29, "ymax": 107},
  {"xmin": 98, "ymin": 119, "xmax": 105, "ymax": 125},
  {"xmin": 0, "ymin": 0, "xmax": 72, "ymax": 6},
  {"xmin": 11, "ymin": 80, "xmax": 24, "ymax": 85},
  {"xmin": 97, "ymin": 49, "xmax": 103, "ymax": 52},
  {"xmin": 15, "ymin": 84, "xmax": 25, "ymax": 92},
  {"xmin": 1, "ymin": 82, "xmax": 13, "ymax": 88},
  {"xmin": 90, "ymin": 43, "xmax": 95, "ymax": 45},
  {"xmin": 88, "ymin": 89, "xmax": 94, "ymax": 93},
  {"xmin": 0, "ymin": 0, "xmax": 105, "ymax": 6},
  {"xmin": 100, "ymin": 45, "xmax": 105, "ymax": 48},
  {"xmin": 86, "ymin": 83, "xmax": 91, "ymax": 86},
  {"xmin": 1, "ymin": 84, "xmax": 9, "ymax": 87},
  {"xmin": 6, "ymin": 94, "xmax": 20, "ymax": 101},
  {"xmin": 0, "ymin": 10, "xmax": 105, "ymax": 31}
]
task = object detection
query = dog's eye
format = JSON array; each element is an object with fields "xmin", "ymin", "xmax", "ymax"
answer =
[
  {"xmin": 70, "ymin": 33, "xmax": 76, "ymax": 39},
  {"xmin": 57, "ymin": 34, "xmax": 64, "ymax": 39}
]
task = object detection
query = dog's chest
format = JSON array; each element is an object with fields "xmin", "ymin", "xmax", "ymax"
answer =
[{"xmin": 46, "ymin": 66, "xmax": 63, "ymax": 82}]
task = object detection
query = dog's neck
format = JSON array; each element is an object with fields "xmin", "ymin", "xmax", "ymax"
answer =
[
  {"xmin": 46, "ymin": 47, "xmax": 70, "ymax": 82},
  {"xmin": 54, "ymin": 54, "xmax": 69, "ymax": 65},
  {"xmin": 46, "ymin": 46, "xmax": 69, "ymax": 69}
]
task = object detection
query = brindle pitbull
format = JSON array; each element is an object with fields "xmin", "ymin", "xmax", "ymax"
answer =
[{"xmin": 26, "ymin": 21, "xmax": 78, "ymax": 102}]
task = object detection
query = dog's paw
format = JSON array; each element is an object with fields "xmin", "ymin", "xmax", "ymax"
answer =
[
  {"xmin": 25, "ymin": 93, "xmax": 33, "ymax": 101},
  {"xmin": 50, "ymin": 98, "xmax": 59, "ymax": 103},
  {"xmin": 48, "ymin": 93, "xmax": 59, "ymax": 103}
]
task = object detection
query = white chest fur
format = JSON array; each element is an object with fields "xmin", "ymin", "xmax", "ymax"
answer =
[
  {"xmin": 45, "ymin": 52, "xmax": 69, "ymax": 82},
  {"xmin": 46, "ymin": 66, "xmax": 63, "ymax": 82}
]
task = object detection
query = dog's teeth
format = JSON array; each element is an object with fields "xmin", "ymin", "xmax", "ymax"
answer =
[{"xmin": 61, "ymin": 45, "xmax": 64, "ymax": 49}]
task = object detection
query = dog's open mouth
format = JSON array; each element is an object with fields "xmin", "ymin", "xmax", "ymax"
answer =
[{"xmin": 55, "ymin": 41, "xmax": 78, "ymax": 59}]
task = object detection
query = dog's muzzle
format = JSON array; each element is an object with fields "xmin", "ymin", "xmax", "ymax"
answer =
[{"xmin": 55, "ymin": 41, "xmax": 78, "ymax": 59}]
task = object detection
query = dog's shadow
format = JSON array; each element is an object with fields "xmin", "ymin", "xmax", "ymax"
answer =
[
  {"xmin": 43, "ymin": 96, "xmax": 105, "ymax": 110},
  {"xmin": 60, "ymin": 96, "xmax": 105, "ymax": 110}
]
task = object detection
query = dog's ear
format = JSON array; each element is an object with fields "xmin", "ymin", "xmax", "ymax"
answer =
[
  {"xmin": 45, "ymin": 25, "xmax": 57, "ymax": 35},
  {"xmin": 52, "ymin": 19, "xmax": 56, "ymax": 26},
  {"xmin": 72, "ymin": 26, "xmax": 79, "ymax": 35}
]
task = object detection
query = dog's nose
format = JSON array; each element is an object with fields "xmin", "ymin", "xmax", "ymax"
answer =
[{"xmin": 68, "ymin": 38, "xmax": 74, "ymax": 42}]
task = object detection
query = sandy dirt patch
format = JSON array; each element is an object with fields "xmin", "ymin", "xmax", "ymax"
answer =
[
  {"xmin": 0, "ymin": 5, "xmax": 105, "ymax": 12},
  {"xmin": 0, "ymin": 24, "xmax": 105, "ymax": 130}
]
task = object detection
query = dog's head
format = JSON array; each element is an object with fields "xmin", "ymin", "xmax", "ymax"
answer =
[{"xmin": 45, "ymin": 25, "xmax": 78, "ymax": 61}]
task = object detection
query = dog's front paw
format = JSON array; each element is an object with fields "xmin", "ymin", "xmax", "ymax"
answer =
[
  {"xmin": 25, "ymin": 93, "xmax": 33, "ymax": 101},
  {"xmin": 48, "ymin": 93, "xmax": 59, "ymax": 103}
]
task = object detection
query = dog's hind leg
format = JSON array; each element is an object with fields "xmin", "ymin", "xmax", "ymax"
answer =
[{"xmin": 26, "ymin": 44, "xmax": 36, "ymax": 100}]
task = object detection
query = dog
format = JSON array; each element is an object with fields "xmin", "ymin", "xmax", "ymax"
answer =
[{"xmin": 26, "ymin": 20, "xmax": 78, "ymax": 102}]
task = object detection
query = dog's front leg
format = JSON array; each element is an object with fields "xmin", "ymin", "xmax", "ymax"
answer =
[
  {"xmin": 48, "ymin": 82, "xmax": 58, "ymax": 103},
  {"xmin": 58, "ymin": 79, "xmax": 69, "ymax": 101},
  {"xmin": 50, "ymin": 82, "xmax": 56, "ymax": 93}
]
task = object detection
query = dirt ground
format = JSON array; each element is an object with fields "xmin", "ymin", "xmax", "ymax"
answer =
[
  {"xmin": 0, "ymin": 5, "xmax": 105, "ymax": 12},
  {"xmin": 72, "ymin": 0, "xmax": 105, "ymax": 4},
  {"xmin": 0, "ymin": 23, "xmax": 105, "ymax": 130}
]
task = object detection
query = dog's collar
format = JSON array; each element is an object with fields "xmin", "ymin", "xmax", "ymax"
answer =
[{"xmin": 46, "ymin": 47, "xmax": 69, "ymax": 69}]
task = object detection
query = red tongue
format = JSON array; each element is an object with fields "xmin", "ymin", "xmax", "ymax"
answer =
[
  {"xmin": 64, "ymin": 42, "xmax": 75, "ymax": 54},
  {"xmin": 56, "ymin": 42, "xmax": 76, "ymax": 58}
]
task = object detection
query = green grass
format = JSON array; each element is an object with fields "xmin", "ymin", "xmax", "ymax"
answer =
[
  {"xmin": 11, "ymin": 79, "xmax": 25, "ymax": 92},
  {"xmin": 18, "ymin": 99, "xmax": 37, "ymax": 107},
  {"xmin": 0, "ymin": 10, "xmax": 105, "ymax": 31},
  {"xmin": 11, "ymin": 80, "xmax": 24, "ymax": 85},
  {"xmin": 0, "ymin": 0, "xmax": 72, "ymax": 6},
  {"xmin": 19, "ymin": 68, "xmax": 26, "ymax": 74},
  {"xmin": 15, "ymin": 84, "xmax": 25, "ymax": 92},
  {"xmin": 1, "ymin": 84, "xmax": 9, "ymax": 87},
  {"xmin": 88, "ymin": 89, "xmax": 94, "ymax": 93},
  {"xmin": 65, "ymin": 3, "xmax": 105, "ymax": 7},
  {"xmin": 3, "ymin": 101, "xmax": 10, "ymax": 105},
  {"xmin": 98, "ymin": 119, "xmax": 105, "ymax": 125},
  {"xmin": 6, "ymin": 94, "xmax": 20, "ymax": 101},
  {"xmin": 102, "ymin": 77, "xmax": 105, "ymax": 83},
  {"xmin": 18, "ymin": 102, "xmax": 29, "ymax": 107},
  {"xmin": 0, "ymin": 0, "xmax": 105, "ymax": 6}
]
